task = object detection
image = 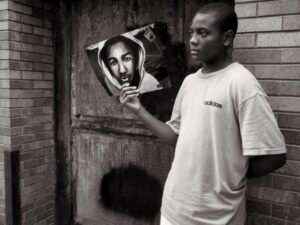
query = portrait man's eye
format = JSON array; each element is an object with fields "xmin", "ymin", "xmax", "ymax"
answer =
[
  {"xmin": 123, "ymin": 54, "xmax": 133, "ymax": 62},
  {"xmin": 109, "ymin": 58, "xmax": 117, "ymax": 66}
]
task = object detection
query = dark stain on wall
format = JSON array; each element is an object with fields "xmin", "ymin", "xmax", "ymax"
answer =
[{"xmin": 100, "ymin": 164, "xmax": 163, "ymax": 220}]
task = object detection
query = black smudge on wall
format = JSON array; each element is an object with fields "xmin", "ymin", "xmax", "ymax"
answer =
[{"xmin": 100, "ymin": 164, "xmax": 162, "ymax": 220}]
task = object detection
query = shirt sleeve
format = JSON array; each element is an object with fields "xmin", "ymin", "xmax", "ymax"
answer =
[
  {"xmin": 165, "ymin": 76, "xmax": 190, "ymax": 135},
  {"xmin": 239, "ymin": 93, "xmax": 286, "ymax": 156}
]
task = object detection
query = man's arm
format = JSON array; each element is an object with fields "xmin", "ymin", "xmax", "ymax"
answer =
[
  {"xmin": 119, "ymin": 83, "xmax": 178, "ymax": 147},
  {"xmin": 246, "ymin": 153, "xmax": 286, "ymax": 178},
  {"xmin": 136, "ymin": 106, "xmax": 178, "ymax": 147}
]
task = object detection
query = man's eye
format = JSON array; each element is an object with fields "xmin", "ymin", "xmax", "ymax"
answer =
[{"xmin": 199, "ymin": 31, "xmax": 208, "ymax": 37}]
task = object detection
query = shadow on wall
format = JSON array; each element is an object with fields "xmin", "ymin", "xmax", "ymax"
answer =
[{"xmin": 100, "ymin": 164, "xmax": 163, "ymax": 220}]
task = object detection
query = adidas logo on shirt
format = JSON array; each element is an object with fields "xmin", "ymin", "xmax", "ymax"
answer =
[{"xmin": 204, "ymin": 100, "xmax": 222, "ymax": 108}]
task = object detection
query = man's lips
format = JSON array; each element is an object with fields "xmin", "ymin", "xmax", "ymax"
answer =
[{"xmin": 190, "ymin": 49, "xmax": 200, "ymax": 54}]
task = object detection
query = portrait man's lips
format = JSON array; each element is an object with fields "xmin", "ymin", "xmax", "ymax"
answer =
[{"xmin": 120, "ymin": 75, "xmax": 130, "ymax": 83}]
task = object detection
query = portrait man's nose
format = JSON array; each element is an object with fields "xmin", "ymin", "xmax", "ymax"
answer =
[{"xmin": 119, "ymin": 61, "xmax": 128, "ymax": 75}]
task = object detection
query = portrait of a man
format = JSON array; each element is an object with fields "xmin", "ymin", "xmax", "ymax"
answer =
[{"xmin": 85, "ymin": 24, "xmax": 172, "ymax": 96}]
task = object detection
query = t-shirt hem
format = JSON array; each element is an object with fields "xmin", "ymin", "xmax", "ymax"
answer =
[
  {"xmin": 161, "ymin": 205, "xmax": 182, "ymax": 225},
  {"xmin": 243, "ymin": 147, "xmax": 286, "ymax": 156}
]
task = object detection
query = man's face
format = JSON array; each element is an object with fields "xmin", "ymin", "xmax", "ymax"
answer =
[
  {"xmin": 189, "ymin": 12, "xmax": 224, "ymax": 63},
  {"xmin": 107, "ymin": 41, "xmax": 136, "ymax": 85}
]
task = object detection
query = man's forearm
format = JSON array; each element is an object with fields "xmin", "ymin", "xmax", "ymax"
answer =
[
  {"xmin": 246, "ymin": 153, "xmax": 286, "ymax": 178},
  {"xmin": 135, "ymin": 106, "xmax": 178, "ymax": 147}
]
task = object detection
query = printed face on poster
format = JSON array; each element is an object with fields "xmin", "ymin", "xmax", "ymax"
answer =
[{"xmin": 85, "ymin": 23, "xmax": 172, "ymax": 96}]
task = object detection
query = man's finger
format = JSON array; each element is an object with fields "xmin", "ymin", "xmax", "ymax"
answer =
[
  {"xmin": 120, "ymin": 86, "xmax": 137, "ymax": 96},
  {"xmin": 121, "ymin": 89, "xmax": 139, "ymax": 99},
  {"xmin": 121, "ymin": 93, "xmax": 139, "ymax": 104}
]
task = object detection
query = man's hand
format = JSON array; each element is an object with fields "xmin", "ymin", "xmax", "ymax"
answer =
[
  {"xmin": 118, "ymin": 82, "xmax": 178, "ymax": 147},
  {"xmin": 246, "ymin": 153, "xmax": 286, "ymax": 178},
  {"xmin": 119, "ymin": 83, "xmax": 141, "ymax": 114}
]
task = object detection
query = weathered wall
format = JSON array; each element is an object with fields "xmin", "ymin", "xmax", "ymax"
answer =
[
  {"xmin": 69, "ymin": 1, "xmax": 188, "ymax": 224},
  {"xmin": 0, "ymin": 0, "xmax": 55, "ymax": 224},
  {"xmin": 234, "ymin": 1, "xmax": 300, "ymax": 224},
  {"xmin": 54, "ymin": 0, "xmax": 300, "ymax": 225}
]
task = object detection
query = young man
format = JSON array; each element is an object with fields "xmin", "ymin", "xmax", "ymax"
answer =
[{"xmin": 119, "ymin": 2, "xmax": 286, "ymax": 225}]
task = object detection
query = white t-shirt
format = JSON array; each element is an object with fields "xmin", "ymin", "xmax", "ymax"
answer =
[{"xmin": 161, "ymin": 62, "xmax": 286, "ymax": 225}]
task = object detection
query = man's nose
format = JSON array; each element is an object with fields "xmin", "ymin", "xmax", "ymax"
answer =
[
  {"xmin": 189, "ymin": 33, "xmax": 198, "ymax": 46},
  {"xmin": 119, "ymin": 62, "xmax": 127, "ymax": 74}
]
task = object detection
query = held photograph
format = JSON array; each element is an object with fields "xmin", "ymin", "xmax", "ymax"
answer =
[{"xmin": 85, "ymin": 23, "xmax": 172, "ymax": 96}]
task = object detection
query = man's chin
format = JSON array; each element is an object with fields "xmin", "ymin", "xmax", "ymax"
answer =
[{"xmin": 190, "ymin": 54, "xmax": 204, "ymax": 63}]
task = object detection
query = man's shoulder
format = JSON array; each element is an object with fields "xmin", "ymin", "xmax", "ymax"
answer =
[
  {"xmin": 228, "ymin": 62, "xmax": 267, "ymax": 101},
  {"xmin": 180, "ymin": 71, "xmax": 197, "ymax": 86},
  {"xmin": 227, "ymin": 62, "xmax": 259, "ymax": 87}
]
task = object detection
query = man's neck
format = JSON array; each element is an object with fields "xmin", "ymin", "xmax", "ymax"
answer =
[{"xmin": 201, "ymin": 54, "xmax": 233, "ymax": 74}]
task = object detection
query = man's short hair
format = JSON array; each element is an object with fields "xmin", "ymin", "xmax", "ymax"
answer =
[{"xmin": 196, "ymin": 2, "xmax": 238, "ymax": 35}]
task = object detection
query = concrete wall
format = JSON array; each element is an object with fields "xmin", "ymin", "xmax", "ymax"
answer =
[{"xmin": 0, "ymin": 0, "xmax": 55, "ymax": 224}]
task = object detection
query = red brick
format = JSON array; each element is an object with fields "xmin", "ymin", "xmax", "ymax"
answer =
[
  {"xmin": 269, "ymin": 96, "xmax": 300, "ymax": 112},
  {"xmin": 21, "ymin": 15, "xmax": 44, "ymax": 27},
  {"xmin": 23, "ymin": 173, "xmax": 43, "ymax": 186},
  {"xmin": 9, "ymin": 21, "xmax": 22, "ymax": 32},
  {"xmin": 234, "ymin": 33, "xmax": 255, "ymax": 48},
  {"xmin": 22, "ymin": 140, "xmax": 43, "ymax": 151},
  {"xmin": 276, "ymin": 159, "xmax": 300, "ymax": 176},
  {"xmin": 247, "ymin": 213, "xmax": 286, "ymax": 225},
  {"xmin": 238, "ymin": 16, "xmax": 282, "ymax": 33},
  {"xmin": 20, "ymin": 0, "xmax": 42, "ymax": 8},
  {"xmin": 248, "ymin": 186, "xmax": 298, "ymax": 206},
  {"xmin": 257, "ymin": 32, "xmax": 300, "ymax": 47},
  {"xmin": 254, "ymin": 65, "xmax": 300, "ymax": 80},
  {"xmin": 273, "ymin": 175, "xmax": 300, "ymax": 192},
  {"xmin": 9, "ymin": 1, "xmax": 32, "ymax": 15},
  {"xmin": 277, "ymin": 113, "xmax": 300, "ymax": 129},
  {"xmin": 9, "ymin": 60, "xmax": 33, "ymax": 71},
  {"xmin": 21, "ymin": 23, "xmax": 33, "ymax": 33},
  {"xmin": 259, "ymin": 80, "xmax": 300, "ymax": 96},
  {"xmin": 22, "ymin": 71, "xmax": 43, "ymax": 80},
  {"xmin": 286, "ymin": 145, "xmax": 300, "ymax": 161},
  {"xmin": 33, "ymin": 63, "xmax": 53, "ymax": 72},
  {"xmin": 33, "ymin": 81, "xmax": 53, "ymax": 89},
  {"xmin": 0, "ymin": 1, "xmax": 9, "ymax": 11},
  {"xmin": 271, "ymin": 204, "xmax": 300, "ymax": 222},
  {"xmin": 32, "ymin": 98, "xmax": 53, "ymax": 107},
  {"xmin": 283, "ymin": 15, "xmax": 300, "ymax": 30},
  {"xmin": 258, "ymin": 0, "xmax": 300, "ymax": 16},
  {"xmin": 282, "ymin": 129, "xmax": 300, "ymax": 146},
  {"xmin": 33, "ymin": 27, "xmax": 52, "ymax": 37},
  {"xmin": 10, "ymin": 89, "xmax": 43, "ymax": 98},
  {"xmin": 10, "ymin": 98, "xmax": 34, "ymax": 108},
  {"xmin": 10, "ymin": 80, "xmax": 33, "ymax": 89},
  {"xmin": 21, "ymin": 33, "xmax": 43, "ymax": 45}
]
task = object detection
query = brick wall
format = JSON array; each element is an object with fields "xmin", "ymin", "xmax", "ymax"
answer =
[
  {"xmin": 234, "ymin": 0, "xmax": 300, "ymax": 224},
  {"xmin": 0, "ymin": 0, "xmax": 54, "ymax": 224}
]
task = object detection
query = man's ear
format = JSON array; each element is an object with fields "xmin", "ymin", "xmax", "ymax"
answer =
[{"xmin": 223, "ymin": 30, "xmax": 235, "ymax": 47}]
